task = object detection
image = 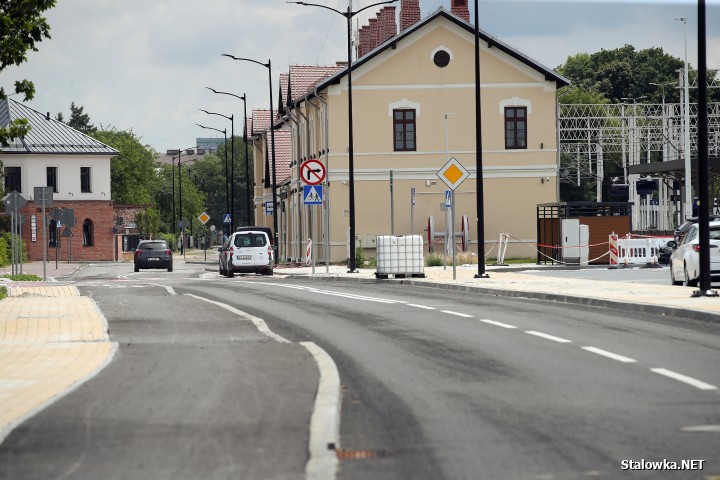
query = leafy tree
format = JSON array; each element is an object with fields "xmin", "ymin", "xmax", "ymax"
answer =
[
  {"xmin": 91, "ymin": 129, "xmax": 159, "ymax": 204},
  {"xmin": 214, "ymin": 137, "xmax": 254, "ymax": 226},
  {"xmin": 57, "ymin": 102, "xmax": 95, "ymax": 134},
  {"xmin": 135, "ymin": 207, "xmax": 160, "ymax": 239},
  {"xmin": 0, "ymin": 0, "xmax": 56, "ymax": 147}
]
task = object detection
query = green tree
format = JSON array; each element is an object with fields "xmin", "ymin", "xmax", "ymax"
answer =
[
  {"xmin": 92, "ymin": 129, "xmax": 159, "ymax": 204},
  {"xmin": 0, "ymin": 0, "xmax": 56, "ymax": 147},
  {"xmin": 135, "ymin": 207, "xmax": 160, "ymax": 239},
  {"xmin": 214, "ymin": 137, "xmax": 254, "ymax": 226},
  {"xmin": 57, "ymin": 102, "xmax": 96, "ymax": 134}
]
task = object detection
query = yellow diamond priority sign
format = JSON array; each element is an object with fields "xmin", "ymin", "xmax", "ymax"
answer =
[
  {"xmin": 437, "ymin": 157, "xmax": 469, "ymax": 190},
  {"xmin": 198, "ymin": 212, "xmax": 210, "ymax": 224}
]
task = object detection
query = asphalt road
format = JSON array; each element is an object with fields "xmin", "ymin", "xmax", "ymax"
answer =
[{"xmin": 1, "ymin": 261, "xmax": 719, "ymax": 479}]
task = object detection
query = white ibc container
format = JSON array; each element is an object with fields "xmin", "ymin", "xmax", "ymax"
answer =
[{"xmin": 376, "ymin": 235, "xmax": 424, "ymax": 276}]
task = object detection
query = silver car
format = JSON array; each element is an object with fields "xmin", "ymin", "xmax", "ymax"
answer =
[{"xmin": 669, "ymin": 220, "xmax": 720, "ymax": 286}]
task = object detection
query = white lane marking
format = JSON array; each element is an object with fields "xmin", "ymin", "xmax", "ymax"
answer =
[
  {"xmin": 582, "ymin": 346, "xmax": 636, "ymax": 363},
  {"xmin": 149, "ymin": 283, "xmax": 176, "ymax": 296},
  {"xmin": 479, "ymin": 318, "xmax": 517, "ymax": 329},
  {"xmin": 525, "ymin": 331, "xmax": 573, "ymax": 343},
  {"xmin": 300, "ymin": 342, "xmax": 341, "ymax": 480},
  {"xmin": 681, "ymin": 425, "xmax": 720, "ymax": 432},
  {"xmin": 650, "ymin": 368, "xmax": 718, "ymax": 391},
  {"xmin": 440, "ymin": 310, "xmax": 473, "ymax": 318},
  {"xmin": 185, "ymin": 294, "xmax": 290, "ymax": 343},
  {"xmin": 245, "ymin": 282, "xmax": 406, "ymax": 305},
  {"xmin": 408, "ymin": 304, "xmax": 436, "ymax": 310}
]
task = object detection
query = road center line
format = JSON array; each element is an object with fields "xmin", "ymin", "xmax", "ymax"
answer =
[
  {"xmin": 582, "ymin": 346, "xmax": 636, "ymax": 363},
  {"xmin": 408, "ymin": 304, "xmax": 436, "ymax": 310},
  {"xmin": 525, "ymin": 331, "xmax": 573, "ymax": 343},
  {"xmin": 299, "ymin": 342, "xmax": 340, "ymax": 480},
  {"xmin": 479, "ymin": 319, "xmax": 517, "ymax": 329},
  {"xmin": 440, "ymin": 310, "xmax": 473, "ymax": 318},
  {"xmin": 650, "ymin": 368, "xmax": 718, "ymax": 391},
  {"xmin": 185, "ymin": 294, "xmax": 290, "ymax": 343}
]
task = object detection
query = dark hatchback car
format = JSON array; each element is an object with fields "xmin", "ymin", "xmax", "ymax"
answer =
[{"xmin": 134, "ymin": 240, "xmax": 173, "ymax": 272}]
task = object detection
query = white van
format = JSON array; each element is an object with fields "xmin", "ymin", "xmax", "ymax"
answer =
[{"xmin": 220, "ymin": 230, "xmax": 273, "ymax": 277}]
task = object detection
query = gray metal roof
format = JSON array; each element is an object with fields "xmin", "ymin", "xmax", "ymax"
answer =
[{"xmin": 0, "ymin": 98, "xmax": 118, "ymax": 155}]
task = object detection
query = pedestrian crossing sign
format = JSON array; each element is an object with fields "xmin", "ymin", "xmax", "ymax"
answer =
[
  {"xmin": 303, "ymin": 185, "xmax": 323, "ymax": 205},
  {"xmin": 223, "ymin": 214, "xmax": 232, "ymax": 224}
]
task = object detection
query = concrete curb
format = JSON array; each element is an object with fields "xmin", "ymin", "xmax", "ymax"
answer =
[{"xmin": 277, "ymin": 273, "xmax": 720, "ymax": 325}]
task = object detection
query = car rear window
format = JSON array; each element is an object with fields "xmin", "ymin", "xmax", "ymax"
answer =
[
  {"xmin": 234, "ymin": 233, "xmax": 267, "ymax": 248},
  {"xmin": 139, "ymin": 242, "xmax": 168, "ymax": 250}
]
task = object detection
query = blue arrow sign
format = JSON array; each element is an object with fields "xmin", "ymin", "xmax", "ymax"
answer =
[
  {"xmin": 303, "ymin": 185, "xmax": 323, "ymax": 205},
  {"xmin": 445, "ymin": 190, "xmax": 452, "ymax": 207}
]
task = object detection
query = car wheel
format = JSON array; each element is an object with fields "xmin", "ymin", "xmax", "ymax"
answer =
[
  {"xmin": 262, "ymin": 268, "xmax": 273, "ymax": 276},
  {"xmin": 168, "ymin": 265, "xmax": 173, "ymax": 272},
  {"xmin": 670, "ymin": 266, "xmax": 682, "ymax": 286},
  {"xmin": 684, "ymin": 264, "xmax": 699, "ymax": 287},
  {"xmin": 227, "ymin": 269, "xmax": 234, "ymax": 278},
  {"xmin": 134, "ymin": 265, "xmax": 139, "ymax": 273}
]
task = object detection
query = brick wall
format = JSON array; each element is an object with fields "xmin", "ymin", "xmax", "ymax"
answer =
[
  {"xmin": 20, "ymin": 201, "xmax": 115, "ymax": 262},
  {"xmin": 400, "ymin": 0, "xmax": 421, "ymax": 32},
  {"xmin": 451, "ymin": 0, "xmax": 470, "ymax": 22}
]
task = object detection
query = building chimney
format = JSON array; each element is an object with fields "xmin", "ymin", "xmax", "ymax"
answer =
[
  {"xmin": 381, "ymin": 6, "xmax": 398, "ymax": 43},
  {"xmin": 358, "ymin": 25, "xmax": 368, "ymax": 58},
  {"xmin": 451, "ymin": 0, "xmax": 470, "ymax": 22},
  {"xmin": 368, "ymin": 17, "xmax": 379, "ymax": 52},
  {"xmin": 400, "ymin": 0, "xmax": 421, "ymax": 32}
]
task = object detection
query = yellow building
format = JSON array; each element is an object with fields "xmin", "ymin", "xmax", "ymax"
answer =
[{"xmin": 251, "ymin": 3, "xmax": 569, "ymax": 264}]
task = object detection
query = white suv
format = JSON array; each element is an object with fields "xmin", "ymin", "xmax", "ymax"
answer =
[{"xmin": 219, "ymin": 230, "xmax": 274, "ymax": 277}]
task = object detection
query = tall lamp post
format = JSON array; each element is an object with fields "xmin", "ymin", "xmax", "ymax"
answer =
[
  {"xmin": 288, "ymin": 0, "xmax": 398, "ymax": 272},
  {"xmin": 206, "ymin": 87, "xmax": 252, "ymax": 225},
  {"xmin": 172, "ymin": 146, "xmax": 200, "ymax": 236},
  {"xmin": 174, "ymin": 145, "xmax": 201, "ymax": 254},
  {"xmin": 676, "ymin": 16, "xmax": 692, "ymax": 220},
  {"xmin": 196, "ymin": 123, "xmax": 229, "ymax": 234},
  {"xmin": 200, "ymin": 108, "xmax": 235, "ymax": 232},
  {"xmin": 222, "ymin": 54, "xmax": 279, "ymax": 263},
  {"xmin": 473, "ymin": 0, "xmax": 489, "ymax": 279}
]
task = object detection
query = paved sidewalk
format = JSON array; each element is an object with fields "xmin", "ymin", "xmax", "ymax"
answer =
[{"xmin": 0, "ymin": 282, "xmax": 116, "ymax": 442}]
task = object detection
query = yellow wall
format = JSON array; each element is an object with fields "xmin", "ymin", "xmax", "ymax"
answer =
[{"xmin": 256, "ymin": 14, "xmax": 563, "ymax": 263}]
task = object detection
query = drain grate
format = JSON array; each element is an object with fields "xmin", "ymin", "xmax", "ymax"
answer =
[{"xmin": 334, "ymin": 448, "xmax": 390, "ymax": 460}]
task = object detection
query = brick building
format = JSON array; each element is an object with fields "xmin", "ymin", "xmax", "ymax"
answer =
[{"xmin": 1, "ymin": 98, "xmax": 119, "ymax": 261}]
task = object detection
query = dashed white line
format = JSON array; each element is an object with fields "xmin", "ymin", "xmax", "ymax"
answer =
[
  {"xmin": 582, "ymin": 347, "xmax": 636, "ymax": 363},
  {"xmin": 479, "ymin": 319, "xmax": 517, "ymax": 329},
  {"xmin": 440, "ymin": 310, "xmax": 473, "ymax": 318},
  {"xmin": 650, "ymin": 368, "xmax": 718, "ymax": 391},
  {"xmin": 408, "ymin": 304, "xmax": 436, "ymax": 310},
  {"xmin": 525, "ymin": 331, "xmax": 573, "ymax": 343}
]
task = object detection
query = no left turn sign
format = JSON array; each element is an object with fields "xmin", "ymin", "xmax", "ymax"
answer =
[{"xmin": 300, "ymin": 159, "xmax": 326, "ymax": 186}]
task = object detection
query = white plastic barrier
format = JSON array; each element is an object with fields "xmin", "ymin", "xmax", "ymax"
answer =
[
  {"xmin": 376, "ymin": 235, "xmax": 425, "ymax": 279},
  {"xmin": 609, "ymin": 233, "xmax": 671, "ymax": 266}
]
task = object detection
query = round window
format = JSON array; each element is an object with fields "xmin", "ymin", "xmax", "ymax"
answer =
[{"xmin": 433, "ymin": 50, "xmax": 451, "ymax": 68}]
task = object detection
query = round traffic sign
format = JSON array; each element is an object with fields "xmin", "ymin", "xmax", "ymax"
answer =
[{"xmin": 300, "ymin": 159, "xmax": 326, "ymax": 186}]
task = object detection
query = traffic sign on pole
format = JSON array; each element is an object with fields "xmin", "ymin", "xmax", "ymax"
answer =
[
  {"xmin": 437, "ymin": 157, "xmax": 469, "ymax": 191},
  {"xmin": 300, "ymin": 159, "xmax": 326, "ymax": 186}
]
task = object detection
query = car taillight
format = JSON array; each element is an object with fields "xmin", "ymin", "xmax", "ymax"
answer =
[
  {"xmin": 165, "ymin": 249, "xmax": 172, "ymax": 255},
  {"xmin": 693, "ymin": 244, "xmax": 701, "ymax": 252},
  {"xmin": 268, "ymin": 244, "xmax": 272, "ymax": 258},
  {"xmin": 134, "ymin": 249, "xmax": 142, "ymax": 256},
  {"xmin": 229, "ymin": 247, "xmax": 234, "ymax": 256}
]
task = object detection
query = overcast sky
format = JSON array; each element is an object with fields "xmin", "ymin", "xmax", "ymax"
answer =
[{"xmin": 2, "ymin": 0, "xmax": 719, "ymax": 153}]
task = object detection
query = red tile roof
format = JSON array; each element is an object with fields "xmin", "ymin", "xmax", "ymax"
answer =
[
  {"xmin": 270, "ymin": 127, "xmax": 292, "ymax": 184},
  {"xmin": 280, "ymin": 64, "xmax": 344, "ymax": 109}
]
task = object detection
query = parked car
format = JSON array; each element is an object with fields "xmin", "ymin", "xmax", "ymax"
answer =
[
  {"xmin": 669, "ymin": 220, "xmax": 720, "ymax": 286},
  {"xmin": 219, "ymin": 230, "xmax": 273, "ymax": 277},
  {"xmin": 134, "ymin": 240, "xmax": 173, "ymax": 272},
  {"xmin": 236, "ymin": 226, "xmax": 274, "ymax": 246},
  {"xmin": 673, "ymin": 215, "xmax": 720, "ymax": 243}
]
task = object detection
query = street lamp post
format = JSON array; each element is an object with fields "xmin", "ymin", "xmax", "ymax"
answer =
[
  {"xmin": 473, "ymin": 0, "xmax": 489, "ymax": 279},
  {"xmin": 196, "ymin": 123, "xmax": 228, "ymax": 234},
  {"xmin": 676, "ymin": 16, "xmax": 692, "ymax": 220},
  {"xmin": 206, "ymin": 87, "xmax": 252, "ymax": 225},
  {"xmin": 175, "ymin": 146, "xmax": 200, "ymax": 255},
  {"xmin": 288, "ymin": 0, "xmax": 398, "ymax": 272},
  {"xmin": 222, "ymin": 54, "xmax": 279, "ymax": 263},
  {"xmin": 200, "ymin": 108, "xmax": 234, "ymax": 232}
]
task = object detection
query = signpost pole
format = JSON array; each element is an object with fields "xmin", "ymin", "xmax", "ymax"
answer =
[
  {"xmin": 10, "ymin": 210, "xmax": 16, "ymax": 276},
  {"xmin": 452, "ymin": 190, "xmax": 456, "ymax": 280},
  {"xmin": 41, "ymin": 192, "xmax": 47, "ymax": 281}
]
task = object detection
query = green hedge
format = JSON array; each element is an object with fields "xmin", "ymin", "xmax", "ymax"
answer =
[{"xmin": 0, "ymin": 233, "xmax": 27, "ymax": 267}]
